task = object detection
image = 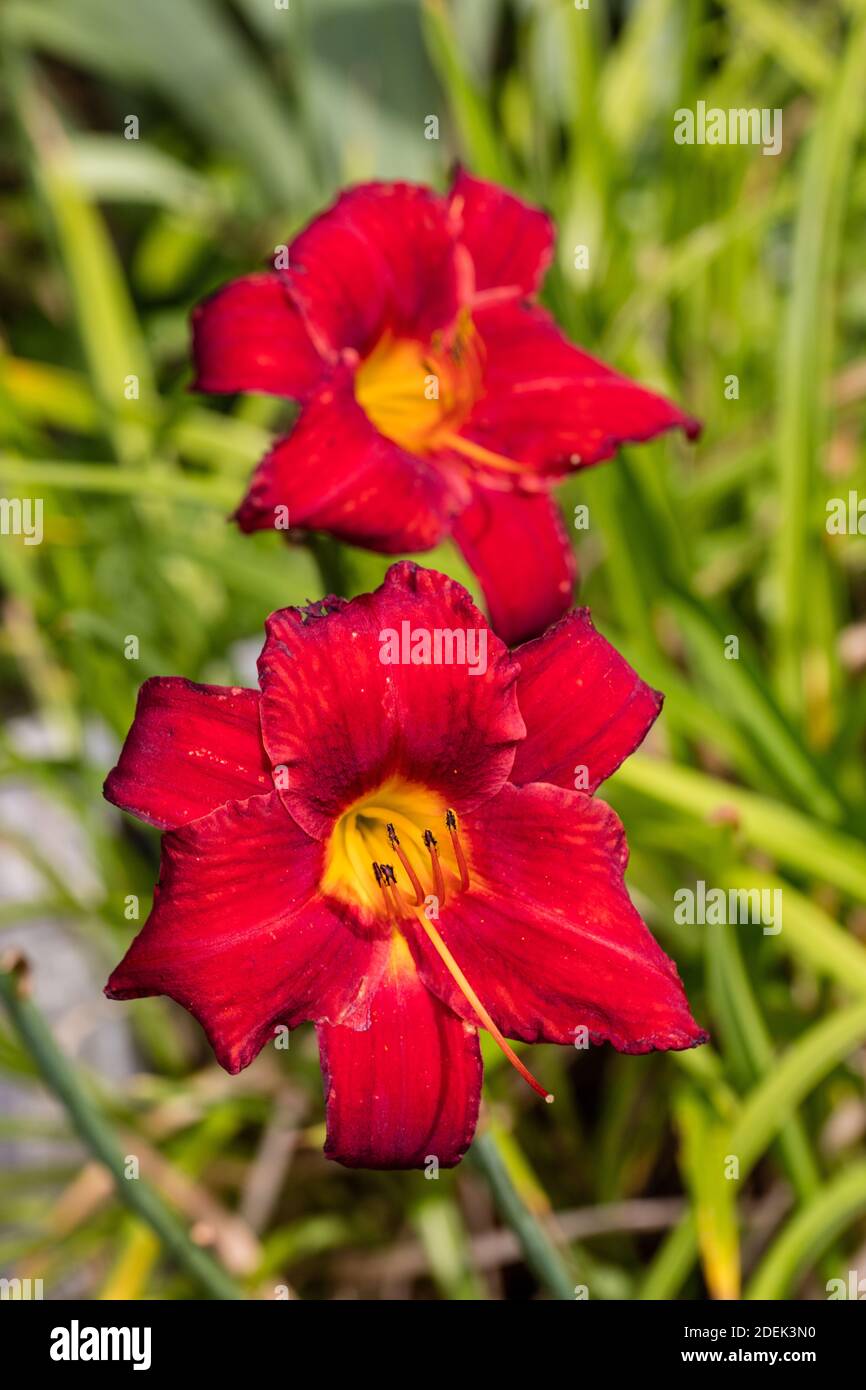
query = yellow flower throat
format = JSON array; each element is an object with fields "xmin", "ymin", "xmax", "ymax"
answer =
[{"xmin": 320, "ymin": 776, "xmax": 553, "ymax": 1103}]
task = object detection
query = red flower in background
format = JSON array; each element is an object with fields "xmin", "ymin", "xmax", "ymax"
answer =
[
  {"xmin": 192, "ymin": 174, "xmax": 699, "ymax": 645},
  {"xmin": 104, "ymin": 564, "xmax": 706, "ymax": 1170}
]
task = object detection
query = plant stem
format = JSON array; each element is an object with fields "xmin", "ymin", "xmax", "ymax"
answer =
[
  {"xmin": 306, "ymin": 531, "xmax": 353, "ymax": 598},
  {"xmin": 470, "ymin": 1129, "xmax": 575, "ymax": 1300},
  {"xmin": 0, "ymin": 957, "xmax": 244, "ymax": 1300}
]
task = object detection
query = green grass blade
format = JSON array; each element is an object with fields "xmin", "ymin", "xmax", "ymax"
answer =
[
  {"xmin": 746, "ymin": 1161, "xmax": 866, "ymax": 1299},
  {"xmin": 614, "ymin": 757, "xmax": 866, "ymax": 902},
  {"xmin": 772, "ymin": 11, "xmax": 866, "ymax": 711}
]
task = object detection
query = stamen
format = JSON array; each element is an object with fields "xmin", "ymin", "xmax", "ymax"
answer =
[
  {"xmin": 386, "ymin": 822, "xmax": 425, "ymax": 906},
  {"xmin": 372, "ymin": 862, "xmax": 393, "ymax": 921},
  {"xmin": 423, "ymin": 829, "xmax": 446, "ymax": 907},
  {"xmin": 445, "ymin": 809, "xmax": 470, "ymax": 893},
  {"xmin": 384, "ymin": 863, "xmax": 408, "ymax": 921},
  {"xmin": 438, "ymin": 431, "xmax": 525, "ymax": 475},
  {"xmin": 415, "ymin": 910, "xmax": 554, "ymax": 1104}
]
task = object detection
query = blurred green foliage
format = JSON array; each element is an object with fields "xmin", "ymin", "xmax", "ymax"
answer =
[{"xmin": 2, "ymin": 0, "xmax": 866, "ymax": 1300}]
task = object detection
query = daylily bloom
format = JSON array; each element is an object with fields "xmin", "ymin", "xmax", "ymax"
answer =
[
  {"xmin": 192, "ymin": 173, "xmax": 699, "ymax": 645},
  {"xmin": 104, "ymin": 563, "xmax": 706, "ymax": 1170}
]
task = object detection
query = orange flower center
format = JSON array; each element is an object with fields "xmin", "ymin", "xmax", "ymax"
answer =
[
  {"xmin": 321, "ymin": 777, "xmax": 460, "ymax": 913},
  {"xmin": 321, "ymin": 777, "xmax": 553, "ymax": 1102},
  {"xmin": 354, "ymin": 317, "xmax": 483, "ymax": 456}
]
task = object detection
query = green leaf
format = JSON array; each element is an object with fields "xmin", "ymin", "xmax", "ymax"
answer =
[
  {"xmin": 6, "ymin": 0, "xmax": 312, "ymax": 204},
  {"xmin": 772, "ymin": 11, "xmax": 866, "ymax": 710},
  {"xmin": 746, "ymin": 1161, "xmax": 866, "ymax": 1299},
  {"xmin": 675, "ymin": 1087, "xmax": 741, "ymax": 1299},
  {"xmin": 614, "ymin": 756, "xmax": 866, "ymax": 902},
  {"xmin": 421, "ymin": 0, "xmax": 513, "ymax": 183},
  {"xmin": 641, "ymin": 1003, "xmax": 866, "ymax": 1298}
]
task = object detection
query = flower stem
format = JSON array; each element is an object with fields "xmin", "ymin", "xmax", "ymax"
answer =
[
  {"xmin": 0, "ymin": 956, "xmax": 244, "ymax": 1300},
  {"xmin": 307, "ymin": 532, "xmax": 352, "ymax": 598},
  {"xmin": 470, "ymin": 1129, "xmax": 575, "ymax": 1300}
]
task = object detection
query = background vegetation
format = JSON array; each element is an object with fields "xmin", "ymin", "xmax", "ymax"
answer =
[{"xmin": 2, "ymin": 0, "xmax": 866, "ymax": 1300}]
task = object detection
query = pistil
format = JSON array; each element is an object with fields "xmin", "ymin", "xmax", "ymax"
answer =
[
  {"xmin": 369, "ymin": 859, "xmax": 554, "ymax": 1105},
  {"xmin": 416, "ymin": 909, "xmax": 554, "ymax": 1104},
  {"xmin": 437, "ymin": 431, "xmax": 525, "ymax": 475}
]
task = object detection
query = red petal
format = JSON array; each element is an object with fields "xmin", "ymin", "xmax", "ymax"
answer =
[
  {"xmin": 286, "ymin": 183, "xmax": 465, "ymax": 358},
  {"xmin": 409, "ymin": 782, "xmax": 706, "ymax": 1053},
  {"xmin": 191, "ymin": 274, "xmax": 323, "ymax": 400},
  {"xmin": 511, "ymin": 610, "xmax": 663, "ymax": 792},
  {"xmin": 464, "ymin": 302, "xmax": 700, "ymax": 474},
  {"xmin": 234, "ymin": 363, "xmax": 466, "ymax": 551},
  {"xmin": 450, "ymin": 169, "xmax": 553, "ymax": 298},
  {"xmin": 106, "ymin": 794, "xmax": 389, "ymax": 1072},
  {"xmin": 318, "ymin": 939, "xmax": 481, "ymax": 1169},
  {"xmin": 104, "ymin": 679, "xmax": 272, "ymax": 830},
  {"xmin": 451, "ymin": 485, "xmax": 576, "ymax": 645},
  {"xmin": 257, "ymin": 563, "xmax": 524, "ymax": 839}
]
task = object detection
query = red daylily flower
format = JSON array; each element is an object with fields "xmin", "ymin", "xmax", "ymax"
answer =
[
  {"xmin": 104, "ymin": 564, "xmax": 706, "ymax": 1170},
  {"xmin": 192, "ymin": 173, "xmax": 699, "ymax": 645}
]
